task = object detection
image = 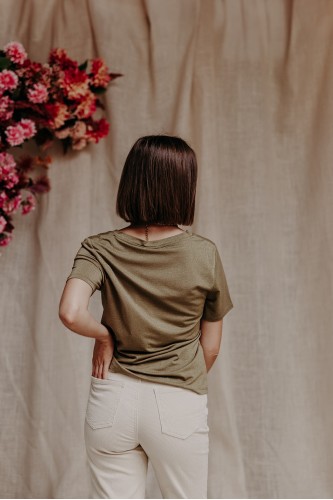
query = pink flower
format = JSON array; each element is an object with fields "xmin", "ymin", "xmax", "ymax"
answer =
[
  {"xmin": 0, "ymin": 233, "xmax": 12, "ymax": 247},
  {"xmin": 27, "ymin": 83, "xmax": 48, "ymax": 103},
  {"xmin": 21, "ymin": 194, "xmax": 36, "ymax": 215},
  {"xmin": 0, "ymin": 216, "xmax": 7, "ymax": 233},
  {"xmin": 2, "ymin": 193, "xmax": 22, "ymax": 214},
  {"xmin": 0, "ymin": 153, "xmax": 18, "ymax": 189},
  {"xmin": 12, "ymin": 194, "xmax": 22, "ymax": 211},
  {"xmin": 0, "ymin": 191, "xmax": 8, "ymax": 209},
  {"xmin": 0, "ymin": 166, "xmax": 19, "ymax": 188},
  {"xmin": 19, "ymin": 119, "xmax": 37, "ymax": 139},
  {"xmin": 0, "ymin": 70, "xmax": 19, "ymax": 92},
  {"xmin": 0, "ymin": 153, "xmax": 20, "ymax": 189},
  {"xmin": 0, "ymin": 95, "xmax": 14, "ymax": 121},
  {"xmin": 5, "ymin": 173, "xmax": 19, "ymax": 189},
  {"xmin": 0, "ymin": 151, "xmax": 16, "ymax": 169},
  {"xmin": 5, "ymin": 124, "xmax": 25, "ymax": 146},
  {"xmin": 3, "ymin": 41, "xmax": 28, "ymax": 65}
]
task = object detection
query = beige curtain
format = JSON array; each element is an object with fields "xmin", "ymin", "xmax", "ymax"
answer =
[{"xmin": 1, "ymin": 0, "xmax": 332, "ymax": 497}]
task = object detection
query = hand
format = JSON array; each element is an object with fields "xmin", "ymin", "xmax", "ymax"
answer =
[{"xmin": 92, "ymin": 335, "xmax": 114, "ymax": 379}]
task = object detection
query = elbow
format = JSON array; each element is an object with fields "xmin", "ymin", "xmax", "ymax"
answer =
[{"xmin": 58, "ymin": 306, "xmax": 80, "ymax": 326}]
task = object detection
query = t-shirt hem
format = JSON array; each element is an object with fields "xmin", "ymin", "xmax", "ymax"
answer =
[
  {"xmin": 222, "ymin": 301, "xmax": 234, "ymax": 318},
  {"xmin": 201, "ymin": 300, "xmax": 233, "ymax": 322},
  {"xmin": 109, "ymin": 358, "xmax": 208, "ymax": 395}
]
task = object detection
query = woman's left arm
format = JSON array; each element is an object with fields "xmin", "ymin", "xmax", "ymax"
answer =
[{"xmin": 59, "ymin": 278, "xmax": 114, "ymax": 378}]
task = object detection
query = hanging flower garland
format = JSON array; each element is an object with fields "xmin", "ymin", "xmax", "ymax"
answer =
[{"xmin": 0, "ymin": 41, "xmax": 121, "ymax": 252}]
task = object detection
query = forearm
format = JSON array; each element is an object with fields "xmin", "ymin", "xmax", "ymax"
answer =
[
  {"xmin": 199, "ymin": 318, "xmax": 222, "ymax": 373},
  {"xmin": 201, "ymin": 346, "xmax": 219, "ymax": 373},
  {"xmin": 60, "ymin": 308, "xmax": 110, "ymax": 343}
]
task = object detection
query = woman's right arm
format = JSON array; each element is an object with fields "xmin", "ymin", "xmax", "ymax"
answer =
[{"xmin": 199, "ymin": 318, "xmax": 223, "ymax": 372}]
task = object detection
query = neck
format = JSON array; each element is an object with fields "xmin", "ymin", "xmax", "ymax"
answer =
[
  {"xmin": 128, "ymin": 224, "xmax": 180, "ymax": 242},
  {"xmin": 144, "ymin": 224, "xmax": 178, "ymax": 241},
  {"xmin": 120, "ymin": 224, "xmax": 184, "ymax": 242}
]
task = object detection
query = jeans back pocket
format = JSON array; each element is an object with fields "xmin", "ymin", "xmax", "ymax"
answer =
[
  {"xmin": 153, "ymin": 385, "xmax": 208, "ymax": 439},
  {"xmin": 85, "ymin": 376, "xmax": 125, "ymax": 430}
]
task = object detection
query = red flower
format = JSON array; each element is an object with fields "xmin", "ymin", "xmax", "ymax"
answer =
[
  {"xmin": 90, "ymin": 59, "xmax": 111, "ymax": 88},
  {"xmin": 48, "ymin": 48, "xmax": 78, "ymax": 71},
  {"xmin": 75, "ymin": 92, "xmax": 96, "ymax": 119},
  {"xmin": 0, "ymin": 96, "xmax": 14, "ymax": 121},
  {"xmin": 27, "ymin": 83, "xmax": 49, "ymax": 103},
  {"xmin": 45, "ymin": 102, "xmax": 70, "ymax": 129},
  {"xmin": 86, "ymin": 118, "xmax": 109, "ymax": 144},
  {"xmin": 61, "ymin": 68, "xmax": 89, "ymax": 100}
]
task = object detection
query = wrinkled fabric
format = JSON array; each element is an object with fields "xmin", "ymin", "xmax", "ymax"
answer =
[
  {"xmin": 66, "ymin": 229, "xmax": 233, "ymax": 395},
  {"xmin": 1, "ymin": 0, "xmax": 333, "ymax": 498},
  {"xmin": 84, "ymin": 370, "xmax": 209, "ymax": 498}
]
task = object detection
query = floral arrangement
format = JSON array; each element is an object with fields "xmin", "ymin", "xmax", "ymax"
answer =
[
  {"xmin": 0, "ymin": 152, "xmax": 51, "ymax": 246},
  {"xmin": 0, "ymin": 41, "xmax": 121, "ymax": 251}
]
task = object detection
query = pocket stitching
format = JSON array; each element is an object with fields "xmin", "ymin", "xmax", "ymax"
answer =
[
  {"xmin": 154, "ymin": 387, "xmax": 207, "ymax": 439},
  {"xmin": 86, "ymin": 380, "xmax": 125, "ymax": 430},
  {"xmin": 90, "ymin": 375, "xmax": 124, "ymax": 385}
]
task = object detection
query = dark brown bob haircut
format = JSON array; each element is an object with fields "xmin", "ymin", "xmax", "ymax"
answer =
[{"xmin": 116, "ymin": 135, "xmax": 197, "ymax": 226}]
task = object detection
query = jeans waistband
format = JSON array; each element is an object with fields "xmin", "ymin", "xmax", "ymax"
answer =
[
  {"xmin": 107, "ymin": 368, "xmax": 143, "ymax": 384},
  {"xmin": 107, "ymin": 359, "xmax": 207, "ymax": 396}
]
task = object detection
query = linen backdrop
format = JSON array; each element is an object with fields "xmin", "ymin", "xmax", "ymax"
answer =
[{"xmin": 1, "ymin": 0, "xmax": 333, "ymax": 498}]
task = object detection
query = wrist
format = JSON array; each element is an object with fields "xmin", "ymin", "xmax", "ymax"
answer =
[{"xmin": 96, "ymin": 329, "xmax": 111, "ymax": 343}]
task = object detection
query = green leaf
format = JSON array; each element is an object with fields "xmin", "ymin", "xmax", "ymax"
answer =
[
  {"xmin": 79, "ymin": 60, "xmax": 88, "ymax": 72},
  {"xmin": 90, "ymin": 86, "xmax": 106, "ymax": 95},
  {"xmin": 0, "ymin": 56, "xmax": 11, "ymax": 70},
  {"xmin": 11, "ymin": 87, "xmax": 21, "ymax": 100},
  {"xmin": 63, "ymin": 118, "xmax": 76, "ymax": 128},
  {"xmin": 34, "ymin": 128, "xmax": 53, "ymax": 146},
  {"xmin": 62, "ymin": 137, "xmax": 71, "ymax": 155}
]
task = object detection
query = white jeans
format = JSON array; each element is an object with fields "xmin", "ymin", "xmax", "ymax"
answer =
[{"xmin": 84, "ymin": 369, "xmax": 209, "ymax": 499}]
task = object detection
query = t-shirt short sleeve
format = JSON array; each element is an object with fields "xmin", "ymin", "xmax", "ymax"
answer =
[
  {"xmin": 66, "ymin": 237, "xmax": 105, "ymax": 293},
  {"xmin": 201, "ymin": 246, "xmax": 234, "ymax": 321}
]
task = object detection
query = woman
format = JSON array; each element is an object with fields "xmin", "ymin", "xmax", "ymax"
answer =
[{"xmin": 59, "ymin": 135, "xmax": 233, "ymax": 499}]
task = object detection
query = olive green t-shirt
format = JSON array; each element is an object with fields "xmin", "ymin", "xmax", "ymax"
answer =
[{"xmin": 65, "ymin": 229, "xmax": 233, "ymax": 394}]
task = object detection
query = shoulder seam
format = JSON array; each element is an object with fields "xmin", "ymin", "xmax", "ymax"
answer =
[{"xmin": 81, "ymin": 235, "xmax": 106, "ymax": 287}]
